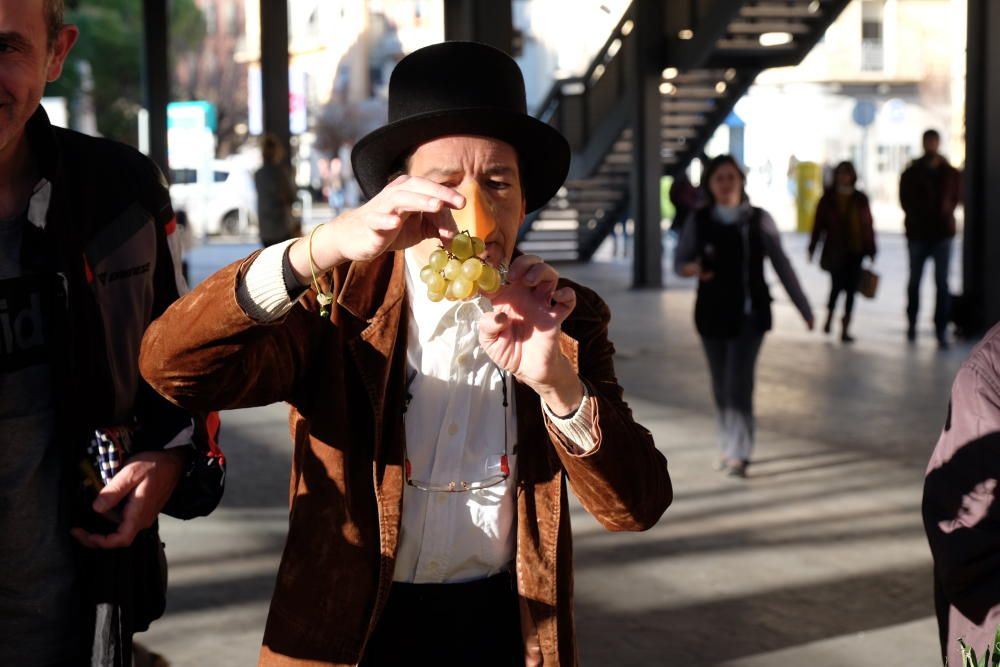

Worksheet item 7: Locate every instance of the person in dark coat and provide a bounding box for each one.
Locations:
[674,155,814,478]
[900,129,961,349]
[254,133,298,248]
[808,161,877,343]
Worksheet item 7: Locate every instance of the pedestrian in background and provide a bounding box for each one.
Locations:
[808,161,877,343]
[675,155,814,477]
[254,133,298,247]
[900,129,961,349]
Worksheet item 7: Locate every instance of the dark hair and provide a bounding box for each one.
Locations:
[45,0,64,47]
[923,129,941,143]
[702,154,747,206]
[830,160,857,190]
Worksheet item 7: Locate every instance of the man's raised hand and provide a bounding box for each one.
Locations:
[290,175,465,280]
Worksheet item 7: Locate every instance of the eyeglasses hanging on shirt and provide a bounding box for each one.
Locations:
[402,364,510,493]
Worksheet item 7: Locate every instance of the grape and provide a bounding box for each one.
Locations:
[451,276,474,299]
[450,233,474,260]
[477,264,500,292]
[461,258,484,281]
[426,272,446,293]
[443,258,463,280]
[428,249,448,271]
[420,234,495,302]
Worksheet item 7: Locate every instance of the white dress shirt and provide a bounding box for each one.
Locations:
[236,241,596,584]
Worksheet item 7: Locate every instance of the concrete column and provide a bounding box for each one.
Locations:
[259,0,291,165]
[142,0,169,174]
[963,0,1000,330]
[443,0,513,54]
[628,0,664,288]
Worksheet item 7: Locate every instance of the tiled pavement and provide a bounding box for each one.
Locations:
[140,233,967,665]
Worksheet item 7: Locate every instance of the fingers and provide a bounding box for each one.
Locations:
[550,286,577,322]
[384,175,465,209]
[507,254,543,282]
[93,466,139,514]
[75,481,151,550]
[381,190,451,218]
[478,311,510,340]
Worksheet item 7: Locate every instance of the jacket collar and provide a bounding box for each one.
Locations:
[338,251,407,326]
[26,105,60,184]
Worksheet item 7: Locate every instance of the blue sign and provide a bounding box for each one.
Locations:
[167,101,217,132]
[852,100,877,128]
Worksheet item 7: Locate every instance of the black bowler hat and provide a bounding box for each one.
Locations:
[351,41,571,213]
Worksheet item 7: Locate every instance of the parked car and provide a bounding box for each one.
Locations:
[169,159,258,238]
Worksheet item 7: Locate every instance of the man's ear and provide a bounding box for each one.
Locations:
[46,25,80,83]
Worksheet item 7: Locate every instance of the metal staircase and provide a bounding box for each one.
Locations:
[518,0,852,262]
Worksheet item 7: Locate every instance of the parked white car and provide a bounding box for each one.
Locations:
[169,159,259,238]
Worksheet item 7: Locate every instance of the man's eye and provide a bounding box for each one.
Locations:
[488,180,510,190]
[0,44,14,55]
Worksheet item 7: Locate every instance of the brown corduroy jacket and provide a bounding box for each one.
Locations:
[139,250,672,666]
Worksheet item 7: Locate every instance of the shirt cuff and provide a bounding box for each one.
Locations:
[541,384,596,454]
[236,239,300,322]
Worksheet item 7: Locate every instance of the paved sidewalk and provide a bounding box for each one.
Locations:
[141,233,965,665]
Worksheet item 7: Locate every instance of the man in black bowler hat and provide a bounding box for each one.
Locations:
[141,41,673,666]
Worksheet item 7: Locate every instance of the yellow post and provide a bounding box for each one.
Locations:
[795,161,823,233]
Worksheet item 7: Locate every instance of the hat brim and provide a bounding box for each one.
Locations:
[351,108,570,213]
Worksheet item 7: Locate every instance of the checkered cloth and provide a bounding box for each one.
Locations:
[86,427,133,486]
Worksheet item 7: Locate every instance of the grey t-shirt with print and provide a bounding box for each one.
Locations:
[0,213,83,664]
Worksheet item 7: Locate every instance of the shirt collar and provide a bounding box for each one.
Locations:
[404,249,492,343]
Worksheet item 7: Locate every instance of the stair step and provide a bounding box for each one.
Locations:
[717,36,797,51]
[662,113,708,126]
[740,2,824,20]
[668,85,730,99]
[524,230,579,241]
[661,99,717,113]
[662,127,699,140]
[536,209,581,220]
[533,219,579,231]
[519,239,580,252]
[727,20,811,36]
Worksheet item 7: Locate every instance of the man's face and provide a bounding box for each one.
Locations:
[409,135,526,266]
[924,135,941,157]
[0,0,76,156]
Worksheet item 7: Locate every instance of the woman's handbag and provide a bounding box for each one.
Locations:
[859,263,880,299]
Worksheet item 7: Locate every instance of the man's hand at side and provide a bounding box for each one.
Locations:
[71,449,187,550]
[478,255,583,416]
[287,175,465,283]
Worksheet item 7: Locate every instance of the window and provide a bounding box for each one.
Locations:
[170,168,198,185]
[861,0,884,72]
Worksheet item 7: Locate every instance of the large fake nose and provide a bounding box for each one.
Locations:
[451,181,497,240]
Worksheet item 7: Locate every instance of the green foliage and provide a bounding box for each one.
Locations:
[44,0,205,145]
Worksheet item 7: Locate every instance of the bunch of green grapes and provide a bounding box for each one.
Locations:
[419,231,502,302]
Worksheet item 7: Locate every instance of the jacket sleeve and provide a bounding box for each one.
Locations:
[899,166,915,235]
[140,253,323,412]
[760,211,814,324]
[128,157,200,453]
[923,360,1000,624]
[673,212,700,275]
[545,287,672,531]
[860,194,877,257]
[808,196,828,256]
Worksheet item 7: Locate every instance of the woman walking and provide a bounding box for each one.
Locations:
[675,155,814,477]
[808,161,877,343]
